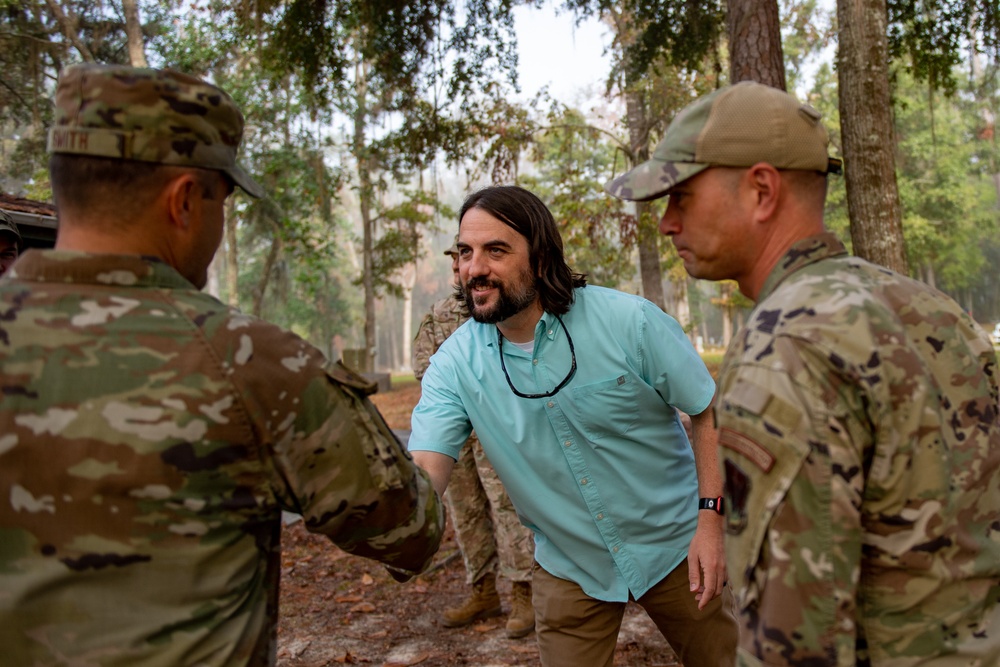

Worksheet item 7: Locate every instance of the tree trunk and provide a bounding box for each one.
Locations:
[726,0,787,89]
[400,264,415,372]
[836,0,909,274]
[252,235,280,318]
[624,90,667,311]
[355,51,376,373]
[122,0,148,67]
[225,193,239,308]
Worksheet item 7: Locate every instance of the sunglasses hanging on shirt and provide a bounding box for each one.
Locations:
[498,314,577,399]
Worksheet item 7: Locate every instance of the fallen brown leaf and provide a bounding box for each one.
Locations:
[335,594,364,603]
[350,602,377,613]
[510,644,538,654]
[381,652,429,666]
[361,573,375,585]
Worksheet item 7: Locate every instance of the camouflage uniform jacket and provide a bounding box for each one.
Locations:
[413,294,466,381]
[716,233,1000,666]
[0,251,443,667]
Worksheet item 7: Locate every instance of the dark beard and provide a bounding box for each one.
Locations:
[463,275,538,324]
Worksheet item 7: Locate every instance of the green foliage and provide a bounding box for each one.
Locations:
[887,0,1000,93]
[561,0,724,85]
[893,68,998,293]
[780,0,836,93]
[520,105,636,287]
[806,51,999,319]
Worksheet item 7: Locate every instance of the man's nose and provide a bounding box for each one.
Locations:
[464,249,488,277]
[659,204,680,236]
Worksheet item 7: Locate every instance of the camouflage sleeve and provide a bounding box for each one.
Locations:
[717,336,866,666]
[412,310,438,382]
[229,319,444,577]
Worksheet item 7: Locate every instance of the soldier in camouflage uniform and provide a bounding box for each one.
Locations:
[412,241,535,639]
[0,209,21,275]
[608,80,1000,666]
[0,63,444,667]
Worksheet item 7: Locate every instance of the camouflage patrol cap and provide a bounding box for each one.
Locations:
[47,63,264,198]
[0,210,21,249]
[606,81,842,202]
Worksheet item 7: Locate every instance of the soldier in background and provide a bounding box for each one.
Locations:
[608,80,1000,666]
[412,240,535,639]
[0,210,21,275]
[0,63,443,667]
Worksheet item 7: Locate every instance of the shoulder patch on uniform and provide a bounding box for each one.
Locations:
[720,427,775,473]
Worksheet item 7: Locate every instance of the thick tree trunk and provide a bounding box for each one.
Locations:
[726,0,787,89]
[122,0,148,67]
[836,0,909,274]
[624,90,666,311]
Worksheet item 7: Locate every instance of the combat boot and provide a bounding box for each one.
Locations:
[442,572,502,628]
[505,581,535,639]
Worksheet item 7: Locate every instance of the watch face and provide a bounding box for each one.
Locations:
[699,497,724,515]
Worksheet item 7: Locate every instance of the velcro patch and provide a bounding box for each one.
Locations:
[327,360,378,395]
[720,427,775,473]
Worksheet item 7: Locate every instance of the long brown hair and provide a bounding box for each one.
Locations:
[459,186,587,316]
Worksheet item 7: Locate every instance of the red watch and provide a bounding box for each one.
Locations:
[698,496,724,515]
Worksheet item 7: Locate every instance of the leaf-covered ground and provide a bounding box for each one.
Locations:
[275,381,681,667]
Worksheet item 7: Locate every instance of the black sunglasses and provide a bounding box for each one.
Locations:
[498,314,577,399]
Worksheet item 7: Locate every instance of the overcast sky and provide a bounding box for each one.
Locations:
[513,5,611,104]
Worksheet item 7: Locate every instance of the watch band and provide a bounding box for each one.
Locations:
[698,496,724,515]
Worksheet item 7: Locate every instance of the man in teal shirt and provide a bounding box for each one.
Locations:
[409,185,737,667]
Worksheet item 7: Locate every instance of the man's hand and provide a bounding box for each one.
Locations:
[686,512,727,609]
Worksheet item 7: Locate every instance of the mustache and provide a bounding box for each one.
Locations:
[464,277,501,291]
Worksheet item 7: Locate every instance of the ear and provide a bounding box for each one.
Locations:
[163,172,200,231]
[746,163,782,222]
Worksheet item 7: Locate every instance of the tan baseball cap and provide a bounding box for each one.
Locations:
[47,63,264,198]
[606,81,842,202]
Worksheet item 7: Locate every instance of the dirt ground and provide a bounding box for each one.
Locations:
[275,381,681,667]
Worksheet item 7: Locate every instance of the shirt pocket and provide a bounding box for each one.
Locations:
[570,372,640,441]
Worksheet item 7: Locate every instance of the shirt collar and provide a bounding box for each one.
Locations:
[482,310,558,349]
[757,232,848,302]
[9,249,197,290]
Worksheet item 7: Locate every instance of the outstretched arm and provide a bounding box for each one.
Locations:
[412,450,456,499]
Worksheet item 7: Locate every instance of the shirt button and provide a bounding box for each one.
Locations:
[547,401,554,408]
[532,359,538,365]
[581,478,588,485]
[613,546,619,553]
[597,513,604,520]
[547,330,553,336]
[564,440,571,447]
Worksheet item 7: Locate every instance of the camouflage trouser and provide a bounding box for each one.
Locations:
[445,433,534,585]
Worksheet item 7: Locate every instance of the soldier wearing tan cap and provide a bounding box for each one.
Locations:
[0,210,21,275]
[608,81,1000,666]
[0,64,443,666]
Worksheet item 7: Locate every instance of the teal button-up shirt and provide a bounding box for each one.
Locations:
[409,285,715,601]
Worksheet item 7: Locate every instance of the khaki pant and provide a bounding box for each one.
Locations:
[532,559,738,667]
